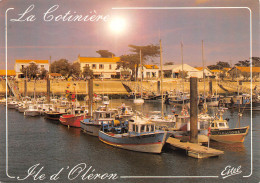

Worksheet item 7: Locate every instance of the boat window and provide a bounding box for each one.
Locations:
[148,125,151,132]
[133,124,136,132]
[218,123,225,127]
[136,125,139,133]
[151,125,155,131]
[106,113,110,118]
[141,125,145,132]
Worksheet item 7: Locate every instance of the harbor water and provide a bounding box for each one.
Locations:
[0,99,259,182]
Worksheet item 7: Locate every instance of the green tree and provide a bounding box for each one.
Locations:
[50,59,70,76]
[96,50,115,58]
[20,63,39,79]
[39,68,48,79]
[235,60,250,67]
[117,44,160,79]
[69,62,81,78]
[208,61,230,70]
[82,65,93,78]
[252,57,260,66]
[164,62,174,65]
[118,54,139,79]
[128,44,160,61]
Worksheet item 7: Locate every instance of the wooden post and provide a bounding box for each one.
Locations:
[157,81,160,95]
[88,79,93,116]
[47,75,50,103]
[24,78,27,97]
[190,77,198,143]
[209,80,212,95]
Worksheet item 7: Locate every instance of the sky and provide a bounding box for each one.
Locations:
[0,0,259,70]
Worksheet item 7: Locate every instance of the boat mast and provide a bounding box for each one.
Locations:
[140,49,143,99]
[181,42,184,106]
[160,39,164,117]
[202,40,206,105]
[135,64,137,100]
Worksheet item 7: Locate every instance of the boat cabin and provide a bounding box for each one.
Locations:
[94,110,116,121]
[128,121,156,134]
[210,120,229,129]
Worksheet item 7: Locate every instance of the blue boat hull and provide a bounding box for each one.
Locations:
[99,131,171,153]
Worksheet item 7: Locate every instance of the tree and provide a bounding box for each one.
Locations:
[69,62,81,78]
[235,60,250,67]
[117,44,160,79]
[208,61,230,70]
[118,54,139,79]
[20,63,39,79]
[96,50,115,58]
[252,57,260,66]
[50,59,70,77]
[128,44,160,61]
[39,68,48,79]
[82,65,93,78]
[164,62,174,65]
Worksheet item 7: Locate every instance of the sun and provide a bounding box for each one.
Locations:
[109,17,127,34]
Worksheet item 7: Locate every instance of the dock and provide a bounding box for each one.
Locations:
[166,137,224,159]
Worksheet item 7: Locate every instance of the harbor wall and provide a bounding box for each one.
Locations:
[0,79,258,97]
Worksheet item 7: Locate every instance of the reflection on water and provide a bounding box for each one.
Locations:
[210,141,246,153]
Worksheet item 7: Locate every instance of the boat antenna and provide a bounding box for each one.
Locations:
[160,39,164,117]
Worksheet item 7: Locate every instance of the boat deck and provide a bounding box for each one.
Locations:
[166,137,224,159]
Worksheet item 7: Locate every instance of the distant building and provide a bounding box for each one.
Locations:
[137,65,159,79]
[210,69,222,79]
[0,70,16,77]
[195,67,214,78]
[162,64,203,78]
[75,55,130,79]
[228,66,260,80]
[14,60,49,78]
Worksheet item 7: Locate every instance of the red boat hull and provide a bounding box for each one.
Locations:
[59,114,84,128]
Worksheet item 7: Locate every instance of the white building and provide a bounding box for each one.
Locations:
[137,65,159,79]
[14,60,49,78]
[195,67,214,78]
[162,64,203,78]
[75,55,125,79]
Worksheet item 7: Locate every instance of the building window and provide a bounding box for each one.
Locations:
[21,65,24,69]
[41,65,44,68]
[92,64,96,69]
[109,64,112,70]
[99,64,104,69]
[85,64,89,68]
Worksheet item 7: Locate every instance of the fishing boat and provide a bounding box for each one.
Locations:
[60,108,87,128]
[8,100,18,109]
[149,111,176,130]
[45,106,68,121]
[98,117,172,153]
[81,106,117,136]
[209,112,249,143]
[24,104,41,117]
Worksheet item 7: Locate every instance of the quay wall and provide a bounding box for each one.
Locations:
[0,79,258,97]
